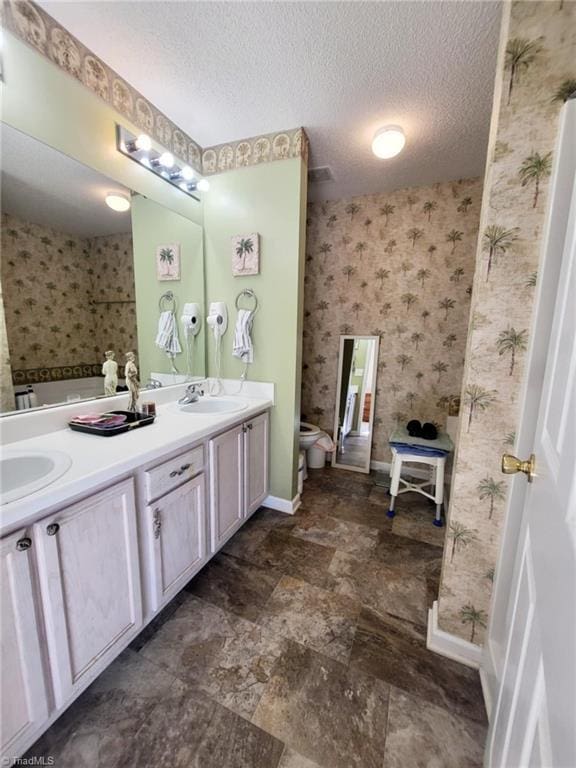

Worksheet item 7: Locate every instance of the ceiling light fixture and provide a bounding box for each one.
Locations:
[372,125,406,159]
[105,192,131,212]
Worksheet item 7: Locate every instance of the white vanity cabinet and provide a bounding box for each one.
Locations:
[145,473,207,611]
[209,412,269,552]
[244,412,270,516]
[0,529,49,760]
[32,479,142,707]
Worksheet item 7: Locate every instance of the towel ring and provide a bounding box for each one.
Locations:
[235,288,258,313]
[159,290,176,312]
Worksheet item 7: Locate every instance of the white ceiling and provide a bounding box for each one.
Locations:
[1,123,131,237]
[40,0,502,201]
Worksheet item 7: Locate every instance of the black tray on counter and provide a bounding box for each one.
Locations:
[68,410,155,437]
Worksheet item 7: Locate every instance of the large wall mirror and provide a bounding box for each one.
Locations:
[332,335,379,473]
[0,123,205,415]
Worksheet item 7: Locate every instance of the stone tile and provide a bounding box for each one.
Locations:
[391,503,447,547]
[248,506,299,532]
[258,576,360,663]
[305,467,374,497]
[301,491,393,531]
[25,649,176,767]
[253,642,390,768]
[222,522,271,561]
[278,747,323,768]
[350,608,487,724]
[291,513,379,557]
[119,679,284,768]
[129,590,189,652]
[384,686,486,768]
[372,530,443,576]
[243,529,336,589]
[139,595,287,719]
[329,550,429,626]
[185,551,282,621]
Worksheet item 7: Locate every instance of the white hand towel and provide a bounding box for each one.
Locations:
[233,309,254,363]
[155,311,182,357]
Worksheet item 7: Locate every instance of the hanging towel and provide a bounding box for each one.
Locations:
[155,310,182,357]
[233,309,254,363]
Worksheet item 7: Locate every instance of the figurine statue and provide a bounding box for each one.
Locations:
[125,351,140,412]
[102,350,118,396]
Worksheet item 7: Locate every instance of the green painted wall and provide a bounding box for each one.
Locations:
[2,33,203,226]
[203,159,307,502]
[131,196,205,382]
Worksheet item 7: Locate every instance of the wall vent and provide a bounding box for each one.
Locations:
[308,166,334,184]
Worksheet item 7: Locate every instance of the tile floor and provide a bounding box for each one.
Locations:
[26,468,487,767]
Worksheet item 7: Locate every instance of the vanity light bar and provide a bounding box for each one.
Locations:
[115,124,204,201]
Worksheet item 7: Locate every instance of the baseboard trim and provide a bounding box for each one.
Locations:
[263,493,301,515]
[479,666,493,720]
[427,601,482,669]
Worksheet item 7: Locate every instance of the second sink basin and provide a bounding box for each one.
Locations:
[0,449,72,505]
[179,397,248,415]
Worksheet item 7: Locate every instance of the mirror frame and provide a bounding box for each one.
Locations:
[332,334,380,474]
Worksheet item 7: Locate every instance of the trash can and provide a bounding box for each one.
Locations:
[307,445,327,469]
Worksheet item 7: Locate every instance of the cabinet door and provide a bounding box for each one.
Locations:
[244,412,270,517]
[209,424,244,552]
[1,530,49,759]
[147,474,206,611]
[33,479,142,707]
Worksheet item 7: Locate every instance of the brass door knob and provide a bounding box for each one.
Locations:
[501,453,536,482]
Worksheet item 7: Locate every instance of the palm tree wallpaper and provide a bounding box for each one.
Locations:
[1,212,138,385]
[302,176,482,467]
[437,0,575,646]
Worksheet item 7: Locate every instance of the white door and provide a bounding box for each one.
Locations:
[33,479,143,707]
[486,102,576,767]
[209,424,244,552]
[147,473,207,611]
[0,530,49,759]
[244,412,269,517]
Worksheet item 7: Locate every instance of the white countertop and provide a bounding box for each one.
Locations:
[0,390,272,537]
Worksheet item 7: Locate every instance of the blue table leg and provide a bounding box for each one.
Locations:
[433,503,444,527]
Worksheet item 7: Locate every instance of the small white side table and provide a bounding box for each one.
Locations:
[387,447,447,527]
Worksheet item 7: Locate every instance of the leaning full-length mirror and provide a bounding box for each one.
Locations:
[332,335,379,473]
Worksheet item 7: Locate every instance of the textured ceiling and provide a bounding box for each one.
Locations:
[1,124,131,237]
[39,1,502,201]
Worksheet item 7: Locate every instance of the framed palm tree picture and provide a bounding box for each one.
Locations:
[156,243,181,281]
[232,233,259,276]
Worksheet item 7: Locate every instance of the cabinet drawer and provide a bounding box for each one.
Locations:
[145,446,204,501]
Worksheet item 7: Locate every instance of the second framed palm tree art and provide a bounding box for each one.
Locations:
[232,233,260,276]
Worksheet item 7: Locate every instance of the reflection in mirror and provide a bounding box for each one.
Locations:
[0,123,137,414]
[332,335,379,473]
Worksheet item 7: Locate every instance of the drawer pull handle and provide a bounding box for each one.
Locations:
[47,523,60,536]
[180,463,191,471]
[153,508,162,539]
[16,537,32,551]
[169,470,179,478]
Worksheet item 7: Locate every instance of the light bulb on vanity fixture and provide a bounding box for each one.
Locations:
[197,179,210,192]
[159,152,174,168]
[105,192,131,212]
[372,125,406,159]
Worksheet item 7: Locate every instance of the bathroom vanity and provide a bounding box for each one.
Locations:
[0,388,271,760]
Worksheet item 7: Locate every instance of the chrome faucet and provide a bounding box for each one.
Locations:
[178,382,205,405]
[146,377,163,390]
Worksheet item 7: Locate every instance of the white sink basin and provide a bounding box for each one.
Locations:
[0,449,72,505]
[179,397,248,415]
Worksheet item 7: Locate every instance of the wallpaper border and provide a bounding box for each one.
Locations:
[2,1,309,176]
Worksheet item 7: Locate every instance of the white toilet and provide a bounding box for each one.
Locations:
[299,422,321,450]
